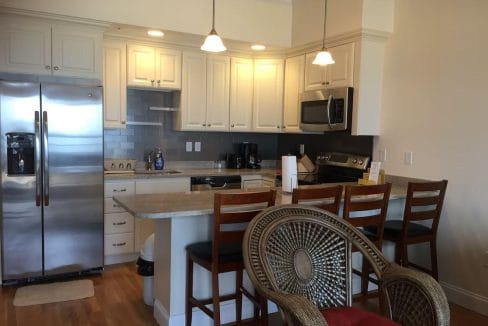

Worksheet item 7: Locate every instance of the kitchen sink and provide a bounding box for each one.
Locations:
[136,169,182,175]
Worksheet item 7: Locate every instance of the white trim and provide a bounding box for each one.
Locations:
[104,253,138,265]
[440,281,488,317]
[153,298,278,326]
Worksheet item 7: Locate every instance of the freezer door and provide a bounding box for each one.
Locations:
[41,84,103,275]
[0,81,43,281]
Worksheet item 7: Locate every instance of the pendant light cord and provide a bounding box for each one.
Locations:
[212,0,216,30]
[322,0,327,49]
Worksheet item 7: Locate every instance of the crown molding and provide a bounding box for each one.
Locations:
[0,6,110,28]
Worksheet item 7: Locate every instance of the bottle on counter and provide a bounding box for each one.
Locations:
[154,148,164,170]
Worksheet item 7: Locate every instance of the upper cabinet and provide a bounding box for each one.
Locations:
[176,52,230,131]
[252,59,284,133]
[0,15,103,79]
[127,43,181,90]
[229,57,253,132]
[103,39,127,128]
[304,43,354,91]
[283,55,305,133]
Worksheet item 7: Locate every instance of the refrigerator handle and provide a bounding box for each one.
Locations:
[42,111,49,206]
[35,111,41,206]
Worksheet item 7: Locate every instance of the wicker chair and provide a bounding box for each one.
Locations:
[243,205,450,326]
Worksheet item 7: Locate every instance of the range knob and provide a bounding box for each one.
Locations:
[358,160,364,165]
[352,159,358,164]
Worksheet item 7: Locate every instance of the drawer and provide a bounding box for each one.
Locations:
[104,197,126,213]
[104,181,135,198]
[104,212,134,234]
[105,233,134,255]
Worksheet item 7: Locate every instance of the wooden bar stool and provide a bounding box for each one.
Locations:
[380,180,447,280]
[185,189,276,326]
[343,183,392,296]
[291,185,343,214]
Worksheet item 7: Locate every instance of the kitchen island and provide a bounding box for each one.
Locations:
[114,182,411,326]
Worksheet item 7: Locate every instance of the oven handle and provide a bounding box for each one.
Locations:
[326,94,335,129]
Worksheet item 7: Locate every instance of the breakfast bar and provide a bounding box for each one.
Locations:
[114,182,411,326]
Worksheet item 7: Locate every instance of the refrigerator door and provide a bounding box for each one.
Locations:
[0,81,43,281]
[41,84,103,275]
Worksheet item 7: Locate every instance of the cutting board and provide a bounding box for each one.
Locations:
[298,154,315,172]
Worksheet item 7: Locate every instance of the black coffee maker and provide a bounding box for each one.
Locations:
[239,142,260,169]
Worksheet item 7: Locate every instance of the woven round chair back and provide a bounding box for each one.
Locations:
[243,205,389,309]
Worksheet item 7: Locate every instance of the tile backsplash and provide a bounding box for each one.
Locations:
[104,89,373,162]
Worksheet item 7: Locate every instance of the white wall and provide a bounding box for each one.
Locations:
[0,0,293,47]
[375,0,488,314]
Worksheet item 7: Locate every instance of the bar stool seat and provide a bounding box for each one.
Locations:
[186,241,242,264]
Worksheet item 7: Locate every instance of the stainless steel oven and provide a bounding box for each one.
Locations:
[300,87,353,132]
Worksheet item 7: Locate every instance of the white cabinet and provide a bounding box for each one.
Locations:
[283,55,305,133]
[103,39,127,128]
[0,15,102,79]
[304,43,354,91]
[127,43,181,90]
[252,59,284,133]
[177,52,230,131]
[229,57,254,132]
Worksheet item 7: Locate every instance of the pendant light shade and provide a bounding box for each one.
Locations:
[201,0,226,52]
[313,0,334,66]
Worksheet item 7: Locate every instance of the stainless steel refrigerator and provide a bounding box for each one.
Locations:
[0,81,103,283]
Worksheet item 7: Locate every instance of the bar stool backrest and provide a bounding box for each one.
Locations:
[292,185,343,215]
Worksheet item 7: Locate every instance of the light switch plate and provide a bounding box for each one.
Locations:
[195,142,201,152]
[186,142,192,152]
[404,151,413,165]
[379,149,387,162]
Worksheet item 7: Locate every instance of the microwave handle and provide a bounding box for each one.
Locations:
[326,94,335,129]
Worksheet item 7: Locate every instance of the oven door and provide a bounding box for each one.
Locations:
[317,165,365,183]
[299,88,351,132]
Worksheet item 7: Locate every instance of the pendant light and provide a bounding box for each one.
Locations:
[313,0,335,66]
[201,0,226,52]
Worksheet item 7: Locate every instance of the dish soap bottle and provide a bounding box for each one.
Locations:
[154,148,164,170]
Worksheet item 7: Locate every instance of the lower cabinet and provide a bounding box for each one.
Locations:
[241,175,276,189]
[104,177,190,265]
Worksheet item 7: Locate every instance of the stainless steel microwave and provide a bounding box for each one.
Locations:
[299,87,353,132]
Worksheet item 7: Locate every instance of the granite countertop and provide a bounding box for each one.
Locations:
[104,167,278,180]
[113,182,408,220]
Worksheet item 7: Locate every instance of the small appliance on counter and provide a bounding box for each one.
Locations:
[226,153,242,169]
[239,142,261,169]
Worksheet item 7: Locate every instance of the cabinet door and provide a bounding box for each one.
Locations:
[51,24,102,79]
[155,47,182,89]
[0,16,52,75]
[206,55,230,131]
[283,55,305,133]
[229,57,253,132]
[178,51,207,130]
[252,59,284,133]
[127,44,156,88]
[103,39,127,128]
[304,52,327,91]
[326,43,354,88]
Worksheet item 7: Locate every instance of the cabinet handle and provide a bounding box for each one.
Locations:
[276,126,280,129]
[113,188,127,192]
[121,121,126,124]
[321,82,326,85]
[53,66,59,71]
[113,221,127,226]
[112,204,121,208]
[207,124,211,127]
[113,242,127,247]
[45,65,51,70]
[231,124,235,128]
[282,126,286,129]
[202,123,206,127]
[157,80,161,84]
[326,81,330,85]
[151,80,155,85]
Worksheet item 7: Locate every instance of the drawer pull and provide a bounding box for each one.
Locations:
[113,221,127,226]
[113,188,127,192]
[112,204,121,208]
[113,242,127,247]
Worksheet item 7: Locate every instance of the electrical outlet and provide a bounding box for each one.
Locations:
[379,148,387,162]
[404,151,413,165]
[185,141,192,152]
[299,144,305,155]
[195,142,201,152]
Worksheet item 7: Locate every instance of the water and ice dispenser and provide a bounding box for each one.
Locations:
[6,133,35,175]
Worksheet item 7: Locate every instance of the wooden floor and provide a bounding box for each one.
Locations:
[1,263,487,326]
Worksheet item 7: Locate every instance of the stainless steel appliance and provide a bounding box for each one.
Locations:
[190,175,242,191]
[300,87,353,132]
[0,81,104,283]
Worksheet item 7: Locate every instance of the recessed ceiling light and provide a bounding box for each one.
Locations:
[147,30,164,37]
[251,44,266,51]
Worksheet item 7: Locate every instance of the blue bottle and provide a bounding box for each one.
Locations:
[154,148,164,170]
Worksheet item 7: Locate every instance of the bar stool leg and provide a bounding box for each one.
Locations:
[259,292,268,325]
[430,240,439,280]
[212,270,221,326]
[185,253,194,326]
[236,269,243,323]
[402,243,409,268]
[394,241,403,265]
[360,258,370,296]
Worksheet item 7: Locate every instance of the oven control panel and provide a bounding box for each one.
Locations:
[316,152,370,170]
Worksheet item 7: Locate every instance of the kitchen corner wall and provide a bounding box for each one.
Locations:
[104,89,373,162]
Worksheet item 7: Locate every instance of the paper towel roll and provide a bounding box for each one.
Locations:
[282,155,297,193]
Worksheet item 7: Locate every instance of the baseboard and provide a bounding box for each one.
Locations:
[440,281,488,317]
[104,253,138,265]
[153,298,278,326]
